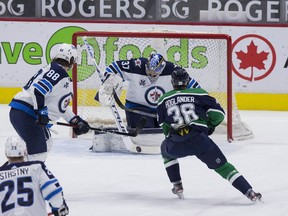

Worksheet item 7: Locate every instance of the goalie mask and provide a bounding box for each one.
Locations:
[5,137,27,158]
[145,53,166,83]
[52,43,78,67]
[171,67,190,89]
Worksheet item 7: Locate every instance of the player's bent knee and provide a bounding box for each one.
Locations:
[214,162,237,179]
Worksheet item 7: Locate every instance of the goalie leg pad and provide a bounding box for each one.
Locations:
[92,132,128,152]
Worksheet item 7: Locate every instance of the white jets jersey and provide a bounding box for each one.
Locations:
[0,161,64,216]
[105,58,200,109]
[125,73,173,108]
[9,62,75,122]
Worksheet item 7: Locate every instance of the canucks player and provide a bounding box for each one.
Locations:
[0,137,69,216]
[8,43,90,162]
[157,67,262,202]
[96,53,200,128]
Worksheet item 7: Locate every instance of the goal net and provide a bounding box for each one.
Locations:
[72,30,253,142]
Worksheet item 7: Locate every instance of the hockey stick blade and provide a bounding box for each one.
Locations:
[113,91,157,118]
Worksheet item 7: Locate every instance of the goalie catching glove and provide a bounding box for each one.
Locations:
[69,116,90,135]
[95,73,123,106]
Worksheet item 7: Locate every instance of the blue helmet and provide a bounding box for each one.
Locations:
[145,53,166,82]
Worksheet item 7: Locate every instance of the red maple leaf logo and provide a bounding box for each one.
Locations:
[235,41,269,81]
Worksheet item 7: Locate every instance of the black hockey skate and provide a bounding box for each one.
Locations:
[246,189,262,202]
[172,182,184,199]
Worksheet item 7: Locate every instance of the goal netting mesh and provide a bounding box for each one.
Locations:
[72,30,253,141]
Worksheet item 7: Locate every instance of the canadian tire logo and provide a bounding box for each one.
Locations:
[232,34,276,81]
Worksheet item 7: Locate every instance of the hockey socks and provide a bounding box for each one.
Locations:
[163,158,181,183]
[215,162,252,195]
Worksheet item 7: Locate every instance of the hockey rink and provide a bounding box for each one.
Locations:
[0,104,287,216]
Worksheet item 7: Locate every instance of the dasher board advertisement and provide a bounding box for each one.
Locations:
[0,21,287,110]
[0,0,287,23]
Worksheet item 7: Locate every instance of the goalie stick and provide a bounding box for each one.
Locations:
[51,117,147,137]
[113,90,157,118]
[82,38,160,154]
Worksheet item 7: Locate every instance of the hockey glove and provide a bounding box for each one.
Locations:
[97,73,123,106]
[69,116,90,135]
[51,199,69,216]
[35,106,50,126]
[208,127,215,136]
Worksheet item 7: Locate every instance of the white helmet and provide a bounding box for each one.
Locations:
[5,137,27,158]
[53,43,78,64]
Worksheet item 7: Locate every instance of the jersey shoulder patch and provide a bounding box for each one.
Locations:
[128,58,147,75]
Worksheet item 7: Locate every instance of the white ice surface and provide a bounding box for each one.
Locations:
[0,105,288,216]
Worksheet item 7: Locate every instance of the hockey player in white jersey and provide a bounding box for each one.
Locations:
[0,137,69,216]
[96,53,201,128]
[8,43,90,162]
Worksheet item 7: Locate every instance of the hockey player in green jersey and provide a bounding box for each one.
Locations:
[157,67,262,202]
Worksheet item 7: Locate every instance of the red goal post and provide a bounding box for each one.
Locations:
[72,30,253,141]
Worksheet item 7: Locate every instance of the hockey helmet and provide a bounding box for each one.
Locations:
[52,43,78,65]
[145,53,166,82]
[171,67,190,89]
[5,137,27,158]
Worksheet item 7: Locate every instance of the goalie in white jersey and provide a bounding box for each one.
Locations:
[0,137,69,216]
[96,53,201,128]
[8,43,90,162]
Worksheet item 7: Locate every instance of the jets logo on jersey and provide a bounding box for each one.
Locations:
[59,93,73,113]
[134,59,142,68]
[145,86,165,106]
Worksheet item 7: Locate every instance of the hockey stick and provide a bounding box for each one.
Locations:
[113,90,157,118]
[82,39,160,154]
[51,117,147,137]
